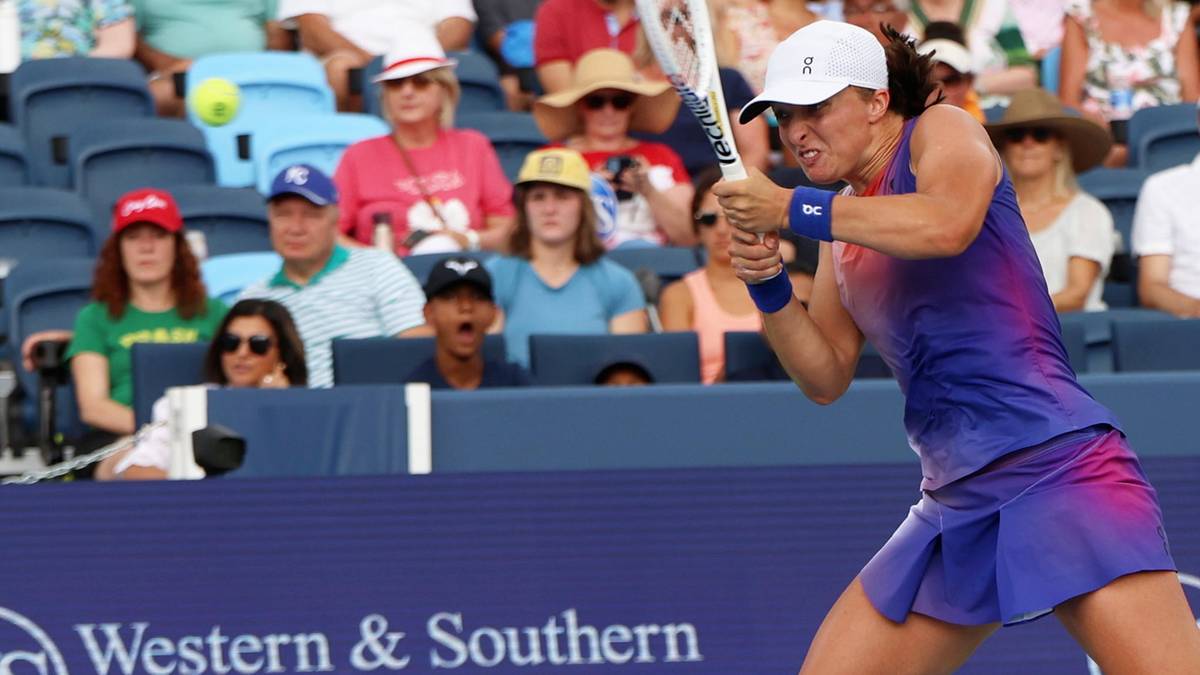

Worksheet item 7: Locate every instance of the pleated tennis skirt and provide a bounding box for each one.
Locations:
[860,425,1176,626]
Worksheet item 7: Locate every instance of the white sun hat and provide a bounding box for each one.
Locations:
[918,39,975,75]
[373,24,458,83]
[740,20,889,124]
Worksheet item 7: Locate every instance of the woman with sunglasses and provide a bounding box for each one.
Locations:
[334,25,516,256]
[988,88,1116,312]
[533,48,694,249]
[659,167,761,384]
[715,22,1199,671]
[108,299,307,480]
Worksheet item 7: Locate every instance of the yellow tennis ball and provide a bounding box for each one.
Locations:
[190,78,241,126]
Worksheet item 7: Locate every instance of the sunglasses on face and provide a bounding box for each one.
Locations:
[935,72,966,87]
[694,211,723,227]
[1005,127,1056,144]
[218,333,273,355]
[583,93,635,111]
[389,74,434,91]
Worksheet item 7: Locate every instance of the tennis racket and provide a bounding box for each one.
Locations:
[636,0,747,182]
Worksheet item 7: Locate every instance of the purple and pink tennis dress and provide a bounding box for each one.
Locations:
[834,117,1176,626]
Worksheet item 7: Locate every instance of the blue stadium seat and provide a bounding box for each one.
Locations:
[607,247,701,283]
[402,252,496,285]
[1112,316,1200,372]
[1077,167,1150,248]
[456,111,548,182]
[529,332,701,385]
[131,342,209,427]
[448,50,506,113]
[0,188,103,267]
[362,56,385,118]
[9,58,153,188]
[186,52,336,187]
[70,118,214,219]
[1127,103,1200,172]
[0,124,30,186]
[172,186,272,256]
[252,113,388,194]
[332,336,508,385]
[723,331,780,381]
[201,252,282,305]
[3,257,95,436]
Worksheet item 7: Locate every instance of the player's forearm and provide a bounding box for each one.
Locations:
[761,300,856,405]
[829,193,982,260]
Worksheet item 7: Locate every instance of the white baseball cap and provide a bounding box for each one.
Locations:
[740,21,889,124]
[917,39,974,75]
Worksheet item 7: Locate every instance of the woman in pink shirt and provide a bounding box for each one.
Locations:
[334,28,516,256]
[659,168,760,383]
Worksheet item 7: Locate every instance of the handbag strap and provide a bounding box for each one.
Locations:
[393,137,451,231]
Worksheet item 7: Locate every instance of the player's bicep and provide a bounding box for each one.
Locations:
[911,108,997,246]
[806,244,864,375]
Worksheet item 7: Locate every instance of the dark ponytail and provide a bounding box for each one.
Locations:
[880,24,943,119]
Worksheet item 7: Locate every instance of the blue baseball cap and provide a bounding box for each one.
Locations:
[268,164,338,206]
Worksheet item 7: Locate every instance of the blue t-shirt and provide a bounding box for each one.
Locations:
[405,358,532,390]
[487,256,646,367]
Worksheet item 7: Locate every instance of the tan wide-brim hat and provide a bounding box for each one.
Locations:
[985,88,1112,174]
[533,49,681,141]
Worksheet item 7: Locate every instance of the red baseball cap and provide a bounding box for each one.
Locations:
[112,188,183,234]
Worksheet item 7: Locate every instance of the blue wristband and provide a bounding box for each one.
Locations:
[788,186,835,242]
[746,270,793,314]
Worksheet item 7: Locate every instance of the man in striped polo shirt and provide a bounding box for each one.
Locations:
[240,164,428,387]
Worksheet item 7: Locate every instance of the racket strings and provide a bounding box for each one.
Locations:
[656,1,704,88]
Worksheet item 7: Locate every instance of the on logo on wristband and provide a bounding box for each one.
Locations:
[802,203,823,216]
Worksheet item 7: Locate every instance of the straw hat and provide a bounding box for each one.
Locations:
[985,88,1112,174]
[373,24,457,83]
[533,49,680,141]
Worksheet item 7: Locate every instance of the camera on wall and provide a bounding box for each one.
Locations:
[605,155,637,201]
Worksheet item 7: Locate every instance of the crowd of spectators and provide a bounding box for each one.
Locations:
[8,0,1200,474]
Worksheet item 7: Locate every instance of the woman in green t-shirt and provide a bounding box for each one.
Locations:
[25,189,227,443]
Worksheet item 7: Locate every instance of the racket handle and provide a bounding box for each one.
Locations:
[715,158,763,241]
[718,158,747,182]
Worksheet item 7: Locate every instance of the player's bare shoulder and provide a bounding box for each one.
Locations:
[910,104,996,167]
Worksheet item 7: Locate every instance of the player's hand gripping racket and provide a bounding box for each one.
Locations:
[636,0,746,182]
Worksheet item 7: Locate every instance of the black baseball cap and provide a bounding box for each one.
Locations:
[423,256,493,301]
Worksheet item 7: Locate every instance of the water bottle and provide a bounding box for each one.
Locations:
[1108,67,1135,121]
[373,212,394,255]
[0,0,19,74]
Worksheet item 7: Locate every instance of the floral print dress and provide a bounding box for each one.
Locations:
[1066,0,1191,121]
[19,0,133,59]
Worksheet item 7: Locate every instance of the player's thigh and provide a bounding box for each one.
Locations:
[1055,570,1200,675]
[799,577,998,675]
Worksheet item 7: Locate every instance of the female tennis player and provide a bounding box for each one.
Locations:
[713,20,1200,674]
